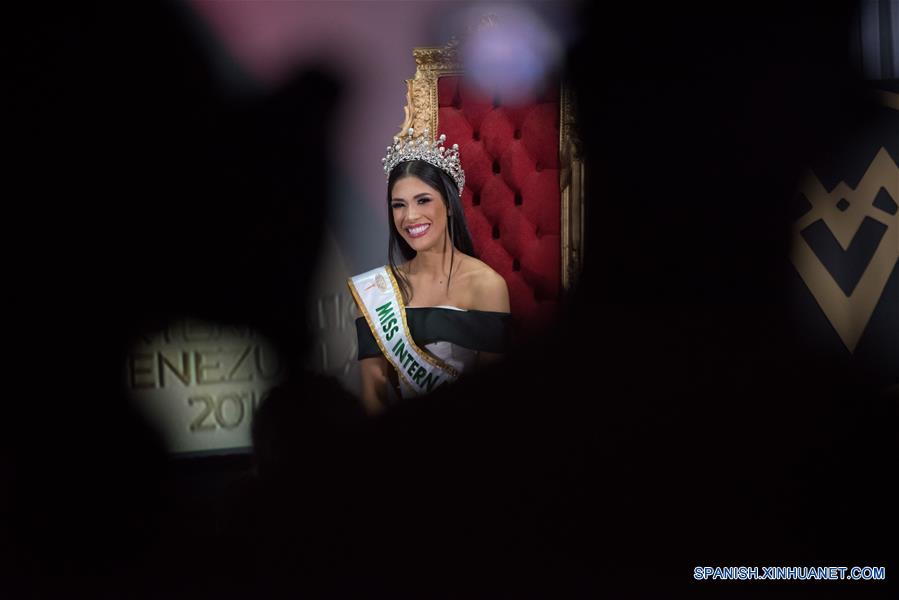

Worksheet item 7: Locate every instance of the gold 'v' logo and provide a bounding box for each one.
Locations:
[790,147,898,352]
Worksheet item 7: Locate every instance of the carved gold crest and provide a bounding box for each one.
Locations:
[790,147,898,352]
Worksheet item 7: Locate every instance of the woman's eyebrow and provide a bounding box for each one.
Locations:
[391,193,431,202]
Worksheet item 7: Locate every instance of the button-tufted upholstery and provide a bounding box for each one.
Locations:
[438,76,561,332]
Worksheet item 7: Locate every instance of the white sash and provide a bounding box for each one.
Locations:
[347,266,459,397]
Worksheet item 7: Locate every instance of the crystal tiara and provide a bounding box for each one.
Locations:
[382,128,465,196]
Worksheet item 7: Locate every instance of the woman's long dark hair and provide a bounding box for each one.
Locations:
[387,160,476,305]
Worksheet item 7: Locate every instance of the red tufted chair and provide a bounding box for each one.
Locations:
[398,42,583,337]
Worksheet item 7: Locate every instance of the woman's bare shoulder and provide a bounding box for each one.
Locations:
[463,257,510,313]
[455,254,491,277]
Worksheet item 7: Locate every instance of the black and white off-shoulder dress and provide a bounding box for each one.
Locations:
[355,305,510,398]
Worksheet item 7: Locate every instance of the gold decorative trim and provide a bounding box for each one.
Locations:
[560,81,584,291]
[346,277,415,391]
[397,39,464,141]
[790,147,898,352]
[398,38,585,296]
[384,265,460,377]
[873,89,899,111]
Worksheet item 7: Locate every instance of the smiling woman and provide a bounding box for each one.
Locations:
[347,129,511,414]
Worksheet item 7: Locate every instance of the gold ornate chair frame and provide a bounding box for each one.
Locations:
[396,42,585,291]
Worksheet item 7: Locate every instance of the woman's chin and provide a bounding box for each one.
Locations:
[406,236,435,252]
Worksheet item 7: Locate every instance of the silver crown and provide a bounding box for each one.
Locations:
[382,128,465,196]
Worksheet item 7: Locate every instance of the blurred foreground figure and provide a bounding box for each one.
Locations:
[8,1,895,599]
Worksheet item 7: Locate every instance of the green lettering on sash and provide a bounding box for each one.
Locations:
[393,339,407,364]
[383,317,396,333]
[375,302,393,324]
[407,359,420,378]
[369,289,454,394]
[423,372,441,392]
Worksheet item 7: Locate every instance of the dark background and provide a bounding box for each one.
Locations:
[7,1,897,598]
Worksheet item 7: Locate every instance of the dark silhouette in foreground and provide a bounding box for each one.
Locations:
[8,2,896,599]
